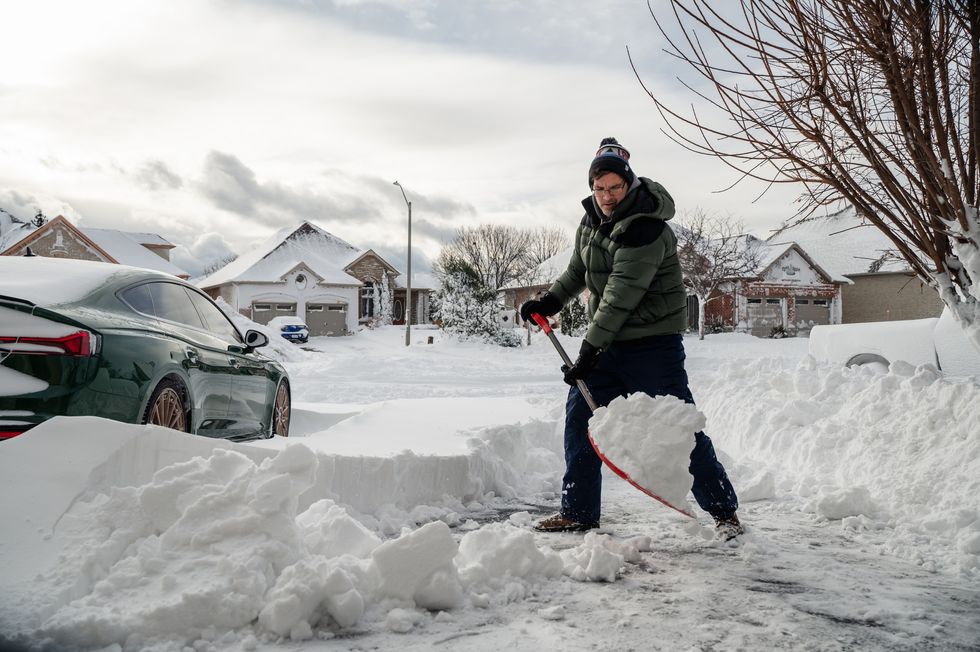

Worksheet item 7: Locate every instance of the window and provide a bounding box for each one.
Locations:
[121,284,154,315]
[747,298,762,304]
[766,299,781,305]
[145,282,206,329]
[393,299,404,321]
[361,282,375,317]
[276,304,294,312]
[307,304,323,312]
[254,304,272,312]
[328,305,345,311]
[295,273,307,290]
[796,299,809,305]
[185,290,242,343]
[813,299,828,306]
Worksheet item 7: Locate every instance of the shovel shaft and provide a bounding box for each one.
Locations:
[531,313,598,412]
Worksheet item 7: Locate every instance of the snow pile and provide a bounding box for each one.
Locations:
[6,434,627,649]
[699,355,980,576]
[589,392,700,511]
[560,532,653,582]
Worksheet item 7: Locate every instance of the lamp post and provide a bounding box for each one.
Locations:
[393,180,412,346]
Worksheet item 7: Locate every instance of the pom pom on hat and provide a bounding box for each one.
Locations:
[588,137,635,188]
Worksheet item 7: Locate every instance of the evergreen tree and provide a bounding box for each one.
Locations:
[559,295,589,336]
[434,256,520,346]
[375,273,393,326]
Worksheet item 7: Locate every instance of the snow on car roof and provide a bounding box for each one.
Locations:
[0,256,161,306]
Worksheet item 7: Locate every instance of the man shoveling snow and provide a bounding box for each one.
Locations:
[520,136,743,539]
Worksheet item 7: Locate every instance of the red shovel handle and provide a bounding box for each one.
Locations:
[530,312,553,334]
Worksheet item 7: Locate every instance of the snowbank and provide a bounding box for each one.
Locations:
[0,421,636,650]
[699,355,980,576]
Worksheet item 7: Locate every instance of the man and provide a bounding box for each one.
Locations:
[520,137,743,539]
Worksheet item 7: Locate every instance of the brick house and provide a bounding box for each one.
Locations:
[0,214,189,278]
[196,221,430,337]
[701,242,847,337]
[767,208,943,323]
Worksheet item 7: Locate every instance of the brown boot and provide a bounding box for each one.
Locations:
[534,514,599,532]
[714,513,745,541]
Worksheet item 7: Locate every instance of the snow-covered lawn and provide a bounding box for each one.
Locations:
[1,327,978,651]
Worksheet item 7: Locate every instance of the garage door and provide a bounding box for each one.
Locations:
[251,302,295,326]
[794,297,830,336]
[306,303,347,336]
[747,298,782,337]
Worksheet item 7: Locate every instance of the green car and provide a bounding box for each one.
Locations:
[0,257,290,441]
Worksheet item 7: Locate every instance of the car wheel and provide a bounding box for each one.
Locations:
[271,378,290,437]
[142,377,190,432]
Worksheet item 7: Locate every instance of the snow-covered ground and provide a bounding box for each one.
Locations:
[1,326,979,651]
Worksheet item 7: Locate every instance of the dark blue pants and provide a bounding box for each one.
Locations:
[560,334,738,524]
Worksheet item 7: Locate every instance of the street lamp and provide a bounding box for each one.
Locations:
[393,180,412,347]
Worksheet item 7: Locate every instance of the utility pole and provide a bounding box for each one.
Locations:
[393,181,412,346]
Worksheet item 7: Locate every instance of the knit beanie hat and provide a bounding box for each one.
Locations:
[588,137,635,189]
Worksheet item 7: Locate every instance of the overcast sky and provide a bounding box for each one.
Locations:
[0,0,804,278]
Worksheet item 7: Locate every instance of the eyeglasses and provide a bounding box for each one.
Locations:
[593,181,627,196]
[595,144,630,160]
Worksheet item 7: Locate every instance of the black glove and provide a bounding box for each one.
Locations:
[561,340,600,387]
[519,293,562,324]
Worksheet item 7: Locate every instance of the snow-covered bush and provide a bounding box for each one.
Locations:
[434,257,518,347]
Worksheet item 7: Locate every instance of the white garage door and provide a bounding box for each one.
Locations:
[747,298,782,337]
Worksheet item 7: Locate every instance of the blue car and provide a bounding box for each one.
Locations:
[268,316,310,344]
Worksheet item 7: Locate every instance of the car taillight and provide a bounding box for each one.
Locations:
[0,426,32,440]
[0,331,98,356]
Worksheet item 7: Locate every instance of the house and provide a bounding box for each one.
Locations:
[0,214,189,278]
[196,221,431,337]
[767,207,943,323]
[701,241,848,337]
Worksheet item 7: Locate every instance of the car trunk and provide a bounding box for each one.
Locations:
[0,300,102,439]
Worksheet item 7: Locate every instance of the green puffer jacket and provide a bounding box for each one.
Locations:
[548,177,688,350]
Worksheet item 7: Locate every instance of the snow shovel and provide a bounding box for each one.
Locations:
[530,313,695,518]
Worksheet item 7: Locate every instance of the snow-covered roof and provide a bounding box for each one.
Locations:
[196,221,367,289]
[767,207,912,278]
[82,228,187,278]
[754,240,850,284]
[123,231,173,248]
[0,211,32,252]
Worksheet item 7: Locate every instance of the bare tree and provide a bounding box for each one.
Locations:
[202,254,238,277]
[677,210,763,339]
[636,0,980,351]
[435,224,543,290]
[523,226,571,275]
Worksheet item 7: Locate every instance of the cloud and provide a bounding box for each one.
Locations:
[0,188,84,223]
[243,0,665,67]
[198,151,476,236]
[199,150,387,227]
[135,159,183,191]
[171,231,238,278]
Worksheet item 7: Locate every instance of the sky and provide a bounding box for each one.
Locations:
[0,0,805,277]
